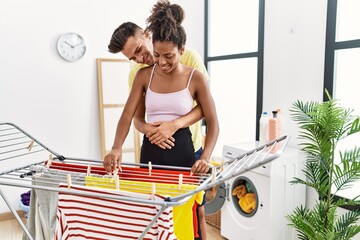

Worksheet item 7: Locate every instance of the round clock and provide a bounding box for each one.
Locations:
[57,32,86,62]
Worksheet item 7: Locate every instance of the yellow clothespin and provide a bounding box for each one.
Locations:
[27,140,35,152]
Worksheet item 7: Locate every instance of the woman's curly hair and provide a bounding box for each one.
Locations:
[146,0,186,49]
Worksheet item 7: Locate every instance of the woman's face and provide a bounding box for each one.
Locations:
[153,41,184,74]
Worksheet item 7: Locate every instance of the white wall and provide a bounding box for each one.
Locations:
[0,0,205,213]
[264,1,360,238]
[1,1,359,238]
[264,0,327,210]
[263,0,327,149]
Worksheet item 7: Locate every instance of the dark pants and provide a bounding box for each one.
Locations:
[140,127,195,167]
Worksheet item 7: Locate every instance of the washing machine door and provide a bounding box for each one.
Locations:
[204,182,226,214]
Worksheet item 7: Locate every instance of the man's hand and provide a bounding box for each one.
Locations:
[146,121,177,149]
[103,147,122,173]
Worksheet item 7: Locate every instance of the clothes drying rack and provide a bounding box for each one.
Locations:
[0,122,288,240]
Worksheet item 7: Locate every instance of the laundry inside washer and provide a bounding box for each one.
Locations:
[231,177,258,216]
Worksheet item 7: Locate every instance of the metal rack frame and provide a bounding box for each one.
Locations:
[0,122,288,240]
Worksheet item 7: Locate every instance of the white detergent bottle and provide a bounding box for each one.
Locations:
[259,111,269,144]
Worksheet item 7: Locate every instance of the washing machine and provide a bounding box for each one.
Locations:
[205,142,306,240]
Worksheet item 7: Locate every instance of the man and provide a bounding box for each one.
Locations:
[108,22,210,240]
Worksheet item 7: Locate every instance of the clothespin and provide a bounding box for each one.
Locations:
[115,175,120,191]
[148,161,152,176]
[110,168,119,183]
[86,165,91,176]
[46,155,53,168]
[151,182,156,200]
[27,140,35,152]
[67,174,72,189]
[178,174,183,190]
[211,164,216,182]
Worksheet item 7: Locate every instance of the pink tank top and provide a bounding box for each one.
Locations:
[145,64,195,123]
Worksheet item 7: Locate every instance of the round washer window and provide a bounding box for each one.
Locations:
[231,176,258,217]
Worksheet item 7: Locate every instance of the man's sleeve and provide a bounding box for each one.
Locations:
[185,49,210,82]
[128,63,148,90]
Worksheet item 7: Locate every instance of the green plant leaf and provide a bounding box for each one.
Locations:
[289,90,360,239]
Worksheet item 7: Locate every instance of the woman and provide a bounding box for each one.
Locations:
[104,0,219,175]
[104,1,219,239]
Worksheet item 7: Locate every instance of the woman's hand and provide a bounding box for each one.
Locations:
[103,147,122,173]
[191,159,210,174]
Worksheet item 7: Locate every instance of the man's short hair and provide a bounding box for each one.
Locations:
[108,22,142,53]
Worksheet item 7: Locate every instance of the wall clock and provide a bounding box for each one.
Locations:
[57,32,86,62]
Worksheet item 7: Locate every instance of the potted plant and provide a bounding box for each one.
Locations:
[287,90,360,240]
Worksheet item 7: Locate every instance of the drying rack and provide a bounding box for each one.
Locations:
[0,122,288,240]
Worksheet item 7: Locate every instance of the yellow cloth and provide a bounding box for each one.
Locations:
[239,193,257,214]
[128,48,209,152]
[85,176,204,240]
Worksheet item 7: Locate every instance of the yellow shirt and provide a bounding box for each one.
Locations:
[85,176,204,240]
[128,48,209,152]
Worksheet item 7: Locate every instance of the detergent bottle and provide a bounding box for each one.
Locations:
[268,110,279,153]
[259,112,269,144]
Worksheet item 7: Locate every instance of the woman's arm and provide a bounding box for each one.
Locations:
[190,70,219,173]
[103,70,146,172]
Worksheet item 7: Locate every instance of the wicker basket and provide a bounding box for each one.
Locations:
[205,210,221,229]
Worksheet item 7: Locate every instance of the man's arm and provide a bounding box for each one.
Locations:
[147,104,204,146]
[133,95,204,149]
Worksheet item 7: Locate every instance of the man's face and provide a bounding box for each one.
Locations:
[121,31,154,65]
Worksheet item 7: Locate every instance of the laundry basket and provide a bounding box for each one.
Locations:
[205,210,221,229]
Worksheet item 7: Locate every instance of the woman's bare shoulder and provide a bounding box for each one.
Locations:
[134,65,153,82]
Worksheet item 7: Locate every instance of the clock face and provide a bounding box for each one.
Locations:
[57,32,86,62]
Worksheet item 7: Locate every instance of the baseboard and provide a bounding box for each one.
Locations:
[0,210,25,221]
